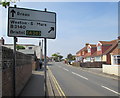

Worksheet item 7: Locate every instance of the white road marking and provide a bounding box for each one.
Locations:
[72,72,88,80]
[101,85,120,95]
[63,68,69,71]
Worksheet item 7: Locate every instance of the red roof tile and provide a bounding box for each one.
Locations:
[111,47,120,55]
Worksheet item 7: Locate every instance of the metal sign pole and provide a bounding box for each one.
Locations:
[44,38,47,97]
[13,37,17,97]
[44,8,47,97]
[13,5,17,97]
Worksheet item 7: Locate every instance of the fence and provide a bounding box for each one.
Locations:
[73,61,106,68]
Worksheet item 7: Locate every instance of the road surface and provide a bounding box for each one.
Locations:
[48,62,120,96]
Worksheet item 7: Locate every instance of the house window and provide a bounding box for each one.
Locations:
[28,47,33,49]
[114,55,120,65]
[82,51,84,55]
[95,56,101,61]
[88,48,91,53]
[97,46,101,51]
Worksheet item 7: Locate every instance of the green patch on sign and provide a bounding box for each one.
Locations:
[26,30,41,36]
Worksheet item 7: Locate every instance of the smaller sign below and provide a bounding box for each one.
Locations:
[8,7,56,39]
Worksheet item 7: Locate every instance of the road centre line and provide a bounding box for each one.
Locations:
[72,72,88,80]
[63,68,69,71]
[101,85,120,95]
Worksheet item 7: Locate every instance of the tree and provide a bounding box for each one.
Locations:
[16,45,25,50]
[0,0,19,8]
[67,53,73,60]
[52,53,63,61]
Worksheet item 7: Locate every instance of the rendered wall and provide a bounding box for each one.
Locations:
[102,64,120,76]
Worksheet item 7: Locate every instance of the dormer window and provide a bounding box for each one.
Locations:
[97,46,101,51]
[88,48,91,53]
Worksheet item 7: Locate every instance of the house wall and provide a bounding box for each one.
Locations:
[102,55,107,62]
[106,54,111,64]
[111,55,114,65]
[102,64,120,76]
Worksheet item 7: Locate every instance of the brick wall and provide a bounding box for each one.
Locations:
[1,46,32,96]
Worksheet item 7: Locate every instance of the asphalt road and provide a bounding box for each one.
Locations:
[48,62,120,96]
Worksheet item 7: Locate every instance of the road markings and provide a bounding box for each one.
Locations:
[72,72,88,80]
[101,85,120,95]
[48,67,66,97]
[63,68,69,72]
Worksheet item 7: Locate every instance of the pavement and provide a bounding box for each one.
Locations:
[20,65,63,97]
[20,68,45,96]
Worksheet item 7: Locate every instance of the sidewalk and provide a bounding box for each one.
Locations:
[20,66,60,97]
[20,68,45,96]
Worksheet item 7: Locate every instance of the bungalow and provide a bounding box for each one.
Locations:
[92,40,118,64]
[83,44,97,62]
[76,44,88,62]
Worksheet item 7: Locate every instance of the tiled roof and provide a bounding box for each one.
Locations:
[103,40,118,55]
[76,47,87,54]
[110,47,120,55]
[85,39,118,58]
[83,53,91,58]
[91,40,118,57]
[89,44,96,47]
[99,39,117,45]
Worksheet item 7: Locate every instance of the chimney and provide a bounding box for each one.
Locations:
[85,43,89,47]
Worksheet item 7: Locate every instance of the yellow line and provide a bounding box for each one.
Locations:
[49,70,62,96]
[48,67,66,97]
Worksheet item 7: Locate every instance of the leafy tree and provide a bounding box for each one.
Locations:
[16,45,25,50]
[52,53,63,61]
[0,0,19,8]
[67,53,73,60]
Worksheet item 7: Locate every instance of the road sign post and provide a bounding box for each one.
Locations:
[8,6,56,97]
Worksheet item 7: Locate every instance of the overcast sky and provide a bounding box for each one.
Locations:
[0,1,118,58]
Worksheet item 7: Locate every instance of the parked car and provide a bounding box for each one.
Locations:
[68,60,75,65]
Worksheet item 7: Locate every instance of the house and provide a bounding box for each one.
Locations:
[83,44,97,62]
[76,39,118,65]
[76,44,88,62]
[92,40,118,64]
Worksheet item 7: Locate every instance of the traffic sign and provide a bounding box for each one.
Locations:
[8,7,56,39]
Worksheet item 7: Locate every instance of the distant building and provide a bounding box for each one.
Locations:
[1,37,42,60]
